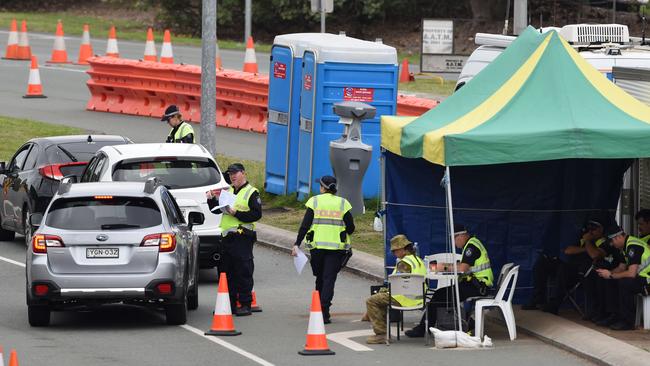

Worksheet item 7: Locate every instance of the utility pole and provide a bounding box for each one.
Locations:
[321,0,326,33]
[201,0,217,157]
[245,0,252,42]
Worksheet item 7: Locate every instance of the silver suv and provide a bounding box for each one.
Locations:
[26,178,204,326]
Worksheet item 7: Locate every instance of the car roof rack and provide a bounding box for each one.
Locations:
[144,177,161,194]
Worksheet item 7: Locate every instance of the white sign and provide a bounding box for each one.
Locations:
[311,0,334,13]
[421,55,468,73]
[422,19,454,54]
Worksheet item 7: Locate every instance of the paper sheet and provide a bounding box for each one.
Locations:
[293,247,308,274]
[210,189,236,211]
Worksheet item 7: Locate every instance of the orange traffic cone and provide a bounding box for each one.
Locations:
[399,58,413,83]
[48,20,70,63]
[8,349,18,366]
[205,272,241,336]
[215,40,222,70]
[23,56,46,99]
[143,27,157,62]
[106,26,119,58]
[250,289,262,312]
[160,29,173,64]
[0,345,4,366]
[242,36,258,73]
[17,20,31,60]
[75,24,93,65]
[298,290,335,356]
[3,19,19,59]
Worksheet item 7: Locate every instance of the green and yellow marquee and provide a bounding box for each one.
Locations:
[382,27,650,167]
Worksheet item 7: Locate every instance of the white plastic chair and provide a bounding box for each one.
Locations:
[635,294,650,330]
[474,265,520,341]
[387,273,427,344]
[425,253,462,289]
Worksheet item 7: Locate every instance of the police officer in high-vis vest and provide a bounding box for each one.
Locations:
[406,224,494,337]
[207,163,261,316]
[365,234,426,344]
[596,225,650,330]
[161,104,195,143]
[291,175,355,324]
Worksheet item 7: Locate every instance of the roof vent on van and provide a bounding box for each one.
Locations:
[560,24,629,45]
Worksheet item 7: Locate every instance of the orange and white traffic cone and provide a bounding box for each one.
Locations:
[298,290,335,356]
[3,19,19,60]
[17,20,31,60]
[242,36,258,73]
[8,349,18,366]
[75,24,93,65]
[250,289,262,312]
[143,27,157,62]
[160,29,173,64]
[105,26,119,58]
[23,56,46,99]
[48,20,70,64]
[205,272,241,336]
[215,40,222,70]
[399,58,412,83]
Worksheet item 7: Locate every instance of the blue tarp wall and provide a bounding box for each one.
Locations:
[383,150,631,302]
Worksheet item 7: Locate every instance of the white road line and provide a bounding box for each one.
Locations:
[0,255,25,267]
[41,65,88,73]
[327,329,375,352]
[180,324,275,366]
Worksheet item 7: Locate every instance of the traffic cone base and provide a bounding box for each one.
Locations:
[251,290,262,312]
[205,272,241,337]
[299,290,335,356]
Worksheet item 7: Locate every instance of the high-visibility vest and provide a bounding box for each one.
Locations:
[219,184,258,235]
[641,234,650,243]
[625,235,650,280]
[304,193,352,250]
[595,237,607,248]
[168,121,194,143]
[391,254,426,307]
[462,237,494,287]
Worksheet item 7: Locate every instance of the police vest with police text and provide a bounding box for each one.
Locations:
[304,193,352,251]
[462,237,494,287]
[391,254,426,307]
[220,184,258,235]
[168,122,194,143]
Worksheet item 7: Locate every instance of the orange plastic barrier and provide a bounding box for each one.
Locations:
[85,57,437,134]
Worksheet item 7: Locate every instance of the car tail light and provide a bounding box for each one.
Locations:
[141,233,176,252]
[32,234,64,254]
[34,284,49,296]
[156,282,173,295]
[38,162,87,181]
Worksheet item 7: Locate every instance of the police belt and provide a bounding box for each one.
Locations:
[222,224,255,237]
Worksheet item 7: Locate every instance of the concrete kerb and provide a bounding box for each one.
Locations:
[256,223,648,363]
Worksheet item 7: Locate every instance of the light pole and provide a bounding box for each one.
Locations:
[201,0,217,157]
[245,0,252,42]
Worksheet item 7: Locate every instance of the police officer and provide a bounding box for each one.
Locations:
[405,224,493,337]
[161,104,195,143]
[206,163,261,316]
[365,234,426,344]
[291,175,355,324]
[596,225,650,330]
[635,209,650,242]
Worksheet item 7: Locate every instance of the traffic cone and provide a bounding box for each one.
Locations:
[205,272,241,336]
[215,40,222,70]
[105,26,119,58]
[3,19,18,59]
[8,349,17,366]
[75,24,93,65]
[242,36,258,73]
[0,345,5,366]
[298,290,335,356]
[160,29,173,64]
[48,20,70,63]
[250,289,262,312]
[17,20,31,60]
[399,58,412,83]
[143,27,157,62]
[23,56,46,99]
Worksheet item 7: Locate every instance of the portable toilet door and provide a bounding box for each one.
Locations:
[297,50,317,199]
[264,34,312,195]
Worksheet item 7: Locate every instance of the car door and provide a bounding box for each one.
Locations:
[161,189,195,283]
[2,144,33,229]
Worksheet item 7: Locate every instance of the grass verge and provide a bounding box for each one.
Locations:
[399,77,456,96]
[0,116,84,161]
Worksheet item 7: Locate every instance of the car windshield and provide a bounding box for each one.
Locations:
[112,157,221,189]
[45,196,162,230]
[45,141,125,163]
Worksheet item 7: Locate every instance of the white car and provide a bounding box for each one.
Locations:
[80,143,230,268]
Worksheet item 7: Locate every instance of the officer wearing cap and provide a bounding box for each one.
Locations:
[364,234,426,344]
[206,163,261,316]
[596,225,650,330]
[405,224,493,337]
[291,175,355,324]
[162,104,194,143]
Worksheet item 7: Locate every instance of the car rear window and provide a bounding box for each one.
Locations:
[45,141,125,164]
[112,158,221,189]
[45,196,162,230]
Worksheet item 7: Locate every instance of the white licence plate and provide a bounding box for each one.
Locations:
[86,248,119,258]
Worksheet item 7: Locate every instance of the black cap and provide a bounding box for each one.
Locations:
[319,175,337,191]
[226,163,245,174]
[161,104,180,122]
[453,224,467,235]
[605,225,624,239]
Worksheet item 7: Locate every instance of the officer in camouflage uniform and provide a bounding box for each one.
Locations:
[365,234,426,344]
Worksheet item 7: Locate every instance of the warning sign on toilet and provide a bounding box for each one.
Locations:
[343,87,374,102]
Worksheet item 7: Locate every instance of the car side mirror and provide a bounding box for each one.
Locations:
[187,211,205,230]
[29,213,43,228]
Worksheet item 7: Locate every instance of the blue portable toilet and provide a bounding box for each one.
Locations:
[296,34,398,199]
[264,34,315,196]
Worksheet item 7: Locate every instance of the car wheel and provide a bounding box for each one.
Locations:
[23,208,33,247]
[28,305,50,327]
[187,262,199,311]
[0,212,15,241]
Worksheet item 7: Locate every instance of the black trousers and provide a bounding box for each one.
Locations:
[219,233,255,306]
[592,275,619,317]
[617,276,647,326]
[529,255,590,306]
[310,249,346,317]
[418,281,483,327]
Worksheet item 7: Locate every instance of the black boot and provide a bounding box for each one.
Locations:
[322,306,331,324]
[235,304,252,316]
[405,323,425,338]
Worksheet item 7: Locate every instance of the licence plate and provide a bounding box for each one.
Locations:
[86,248,119,258]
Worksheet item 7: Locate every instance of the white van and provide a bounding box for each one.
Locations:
[456,24,650,91]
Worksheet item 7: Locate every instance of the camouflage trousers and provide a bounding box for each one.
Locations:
[366,290,403,335]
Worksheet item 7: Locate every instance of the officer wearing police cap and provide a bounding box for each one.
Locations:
[291,175,355,324]
[162,104,195,143]
[206,163,261,316]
